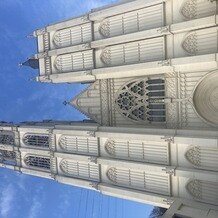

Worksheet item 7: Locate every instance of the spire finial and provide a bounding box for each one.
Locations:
[63,101,70,106]
[19,58,39,69]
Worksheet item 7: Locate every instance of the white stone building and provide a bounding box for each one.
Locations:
[13,0,218,217]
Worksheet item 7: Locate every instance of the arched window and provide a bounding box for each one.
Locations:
[185,146,218,171]
[23,134,49,147]
[60,159,99,181]
[25,156,50,169]
[0,134,14,145]
[115,78,166,123]
[59,135,98,156]
[0,150,16,165]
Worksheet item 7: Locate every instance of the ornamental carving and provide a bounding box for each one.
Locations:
[182,32,198,55]
[185,146,201,166]
[105,140,116,156]
[100,48,111,65]
[99,19,110,38]
[106,167,117,183]
[115,78,166,123]
[180,0,197,20]
[186,180,202,199]
[186,179,218,205]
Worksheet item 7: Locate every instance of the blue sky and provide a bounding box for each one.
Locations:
[0,0,153,217]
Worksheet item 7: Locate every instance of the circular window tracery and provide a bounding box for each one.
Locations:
[115,78,166,123]
[193,71,218,126]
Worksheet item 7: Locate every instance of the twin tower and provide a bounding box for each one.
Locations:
[2,0,218,217]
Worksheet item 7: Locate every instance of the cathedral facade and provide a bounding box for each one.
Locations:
[2,0,218,217]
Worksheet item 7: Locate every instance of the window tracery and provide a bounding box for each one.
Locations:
[115,78,166,123]
[23,134,49,147]
[0,134,14,145]
[25,156,50,169]
[0,150,17,165]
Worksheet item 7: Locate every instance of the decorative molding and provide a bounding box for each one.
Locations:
[165,72,178,128]
[100,80,110,126]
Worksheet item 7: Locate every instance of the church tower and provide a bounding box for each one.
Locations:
[18,0,218,217]
[1,120,218,215]
[28,0,218,130]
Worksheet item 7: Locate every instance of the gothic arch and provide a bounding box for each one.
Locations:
[106,167,170,195]
[53,23,92,48]
[185,146,218,171]
[104,139,169,164]
[114,78,166,124]
[54,51,93,73]
[180,0,216,20]
[182,28,217,55]
[192,71,218,126]
[59,159,99,181]
[186,179,218,205]
[59,135,98,156]
[24,155,50,169]
[23,134,49,147]
[182,32,198,55]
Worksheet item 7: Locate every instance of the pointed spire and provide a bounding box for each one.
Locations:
[19,58,39,69]
[63,101,70,106]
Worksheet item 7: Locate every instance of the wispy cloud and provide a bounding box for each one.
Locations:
[28,197,42,218]
[0,184,16,218]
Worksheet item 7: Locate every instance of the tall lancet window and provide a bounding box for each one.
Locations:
[23,134,49,148]
[0,134,14,145]
[25,156,50,169]
[115,78,166,123]
[0,150,17,166]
